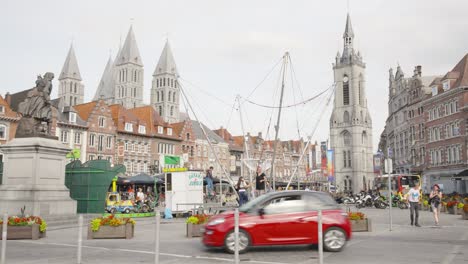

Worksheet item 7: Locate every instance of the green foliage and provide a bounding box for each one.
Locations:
[91,218,102,232]
[39,220,47,233]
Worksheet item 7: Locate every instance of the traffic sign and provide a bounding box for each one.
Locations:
[384,158,393,174]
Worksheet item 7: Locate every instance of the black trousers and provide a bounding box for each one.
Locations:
[409,202,420,224]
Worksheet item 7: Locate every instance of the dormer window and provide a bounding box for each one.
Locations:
[167,128,173,136]
[125,123,133,132]
[443,80,450,91]
[0,106,4,114]
[138,125,146,134]
[69,112,77,123]
[431,86,438,96]
[158,126,163,134]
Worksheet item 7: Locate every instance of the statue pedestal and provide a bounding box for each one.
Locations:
[0,137,77,216]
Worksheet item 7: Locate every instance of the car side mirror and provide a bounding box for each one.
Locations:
[258,208,265,216]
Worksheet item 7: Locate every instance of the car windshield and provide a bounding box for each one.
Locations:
[239,195,270,213]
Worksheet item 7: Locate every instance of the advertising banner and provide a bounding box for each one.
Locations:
[320,141,327,177]
[326,150,334,182]
[373,154,382,174]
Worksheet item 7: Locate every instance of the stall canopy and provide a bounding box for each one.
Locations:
[456,169,468,176]
[118,173,164,184]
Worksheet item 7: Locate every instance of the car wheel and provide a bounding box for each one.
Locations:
[323,227,347,252]
[110,208,116,214]
[224,229,251,254]
[124,208,130,214]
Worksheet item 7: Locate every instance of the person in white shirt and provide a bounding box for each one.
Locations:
[137,188,145,204]
[406,183,421,227]
[236,177,250,206]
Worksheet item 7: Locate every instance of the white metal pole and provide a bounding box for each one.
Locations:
[1,213,7,264]
[77,214,83,264]
[388,169,392,231]
[238,95,252,196]
[234,208,239,264]
[318,210,323,264]
[155,209,160,264]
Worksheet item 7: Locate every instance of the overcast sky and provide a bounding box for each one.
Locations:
[2,0,468,151]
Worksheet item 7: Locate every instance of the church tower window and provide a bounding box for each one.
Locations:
[344,111,350,123]
[343,75,350,105]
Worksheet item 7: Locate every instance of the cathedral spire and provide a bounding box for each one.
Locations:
[59,44,82,81]
[93,55,114,101]
[342,13,354,58]
[116,26,143,66]
[153,40,178,76]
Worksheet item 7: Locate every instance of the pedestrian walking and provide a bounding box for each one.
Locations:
[236,177,250,206]
[429,184,443,226]
[255,166,267,196]
[406,182,421,227]
[205,166,214,196]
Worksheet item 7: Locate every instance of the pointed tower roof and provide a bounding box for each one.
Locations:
[343,13,354,38]
[59,45,82,80]
[93,56,115,101]
[116,26,143,66]
[153,40,178,76]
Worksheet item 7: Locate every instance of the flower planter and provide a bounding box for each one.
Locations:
[447,207,456,214]
[440,206,446,213]
[87,223,134,239]
[186,223,204,237]
[457,207,464,215]
[350,219,372,232]
[0,224,44,240]
[422,204,429,211]
[462,210,468,220]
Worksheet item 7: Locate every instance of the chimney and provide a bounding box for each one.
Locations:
[258,132,262,139]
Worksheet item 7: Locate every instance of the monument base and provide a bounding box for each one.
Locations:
[0,137,77,216]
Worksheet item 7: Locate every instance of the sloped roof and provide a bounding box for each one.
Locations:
[73,101,98,121]
[213,127,244,151]
[93,56,115,101]
[115,26,143,66]
[191,120,226,144]
[450,53,468,88]
[56,104,87,127]
[171,121,186,137]
[153,40,178,76]
[0,95,19,120]
[129,106,179,140]
[59,45,82,81]
[109,104,146,134]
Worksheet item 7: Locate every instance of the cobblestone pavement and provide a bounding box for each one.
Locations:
[3,207,467,264]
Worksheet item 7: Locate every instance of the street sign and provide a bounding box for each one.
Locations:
[384,158,393,174]
[387,147,393,158]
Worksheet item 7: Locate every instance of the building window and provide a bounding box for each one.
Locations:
[69,112,77,123]
[106,136,112,149]
[89,134,95,146]
[443,80,450,91]
[347,150,351,167]
[89,155,95,160]
[431,86,438,96]
[125,123,133,132]
[74,132,82,144]
[0,124,6,140]
[98,117,105,128]
[157,91,160,102]
[342,131,351,146]
[167,128,173,136]
[170,106,174,116]
[0,106,4,113]
[98,135,104,151]
[158,126,163,134]
[158,106,162,116]
[343,151,347,168]
[124,141,129,151]
[138,125,146,134]
[343,76,350,105]
[60,130,69,143]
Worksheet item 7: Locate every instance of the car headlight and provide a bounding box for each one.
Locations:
[207,218,225,226]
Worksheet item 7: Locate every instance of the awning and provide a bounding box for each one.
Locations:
[456,169,468,176]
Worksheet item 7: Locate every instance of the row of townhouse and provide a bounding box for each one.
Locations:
[381,53,468,194]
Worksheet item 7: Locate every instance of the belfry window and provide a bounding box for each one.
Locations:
[343,76,350,105]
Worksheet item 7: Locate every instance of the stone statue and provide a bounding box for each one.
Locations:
[15,72,56,138]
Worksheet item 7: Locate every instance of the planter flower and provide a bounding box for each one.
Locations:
[446,201,458,214]
[186,214,210,238]
[0,216,47,240]
[87,214,135,239]
[457,203,465,215]
[422,200,430,211]
[348,212,372,232]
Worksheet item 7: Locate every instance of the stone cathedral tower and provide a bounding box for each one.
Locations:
[151,41,180,124]
[58,45,84,106]
[113,26,144,108]
[329,14,374,193]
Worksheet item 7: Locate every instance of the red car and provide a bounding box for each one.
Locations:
[203,190,351,253]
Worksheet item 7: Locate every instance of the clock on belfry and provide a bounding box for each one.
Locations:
[343,76,349,82]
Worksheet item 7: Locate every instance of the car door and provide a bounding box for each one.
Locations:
[302,193,339,243]
[253,194,307,245]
